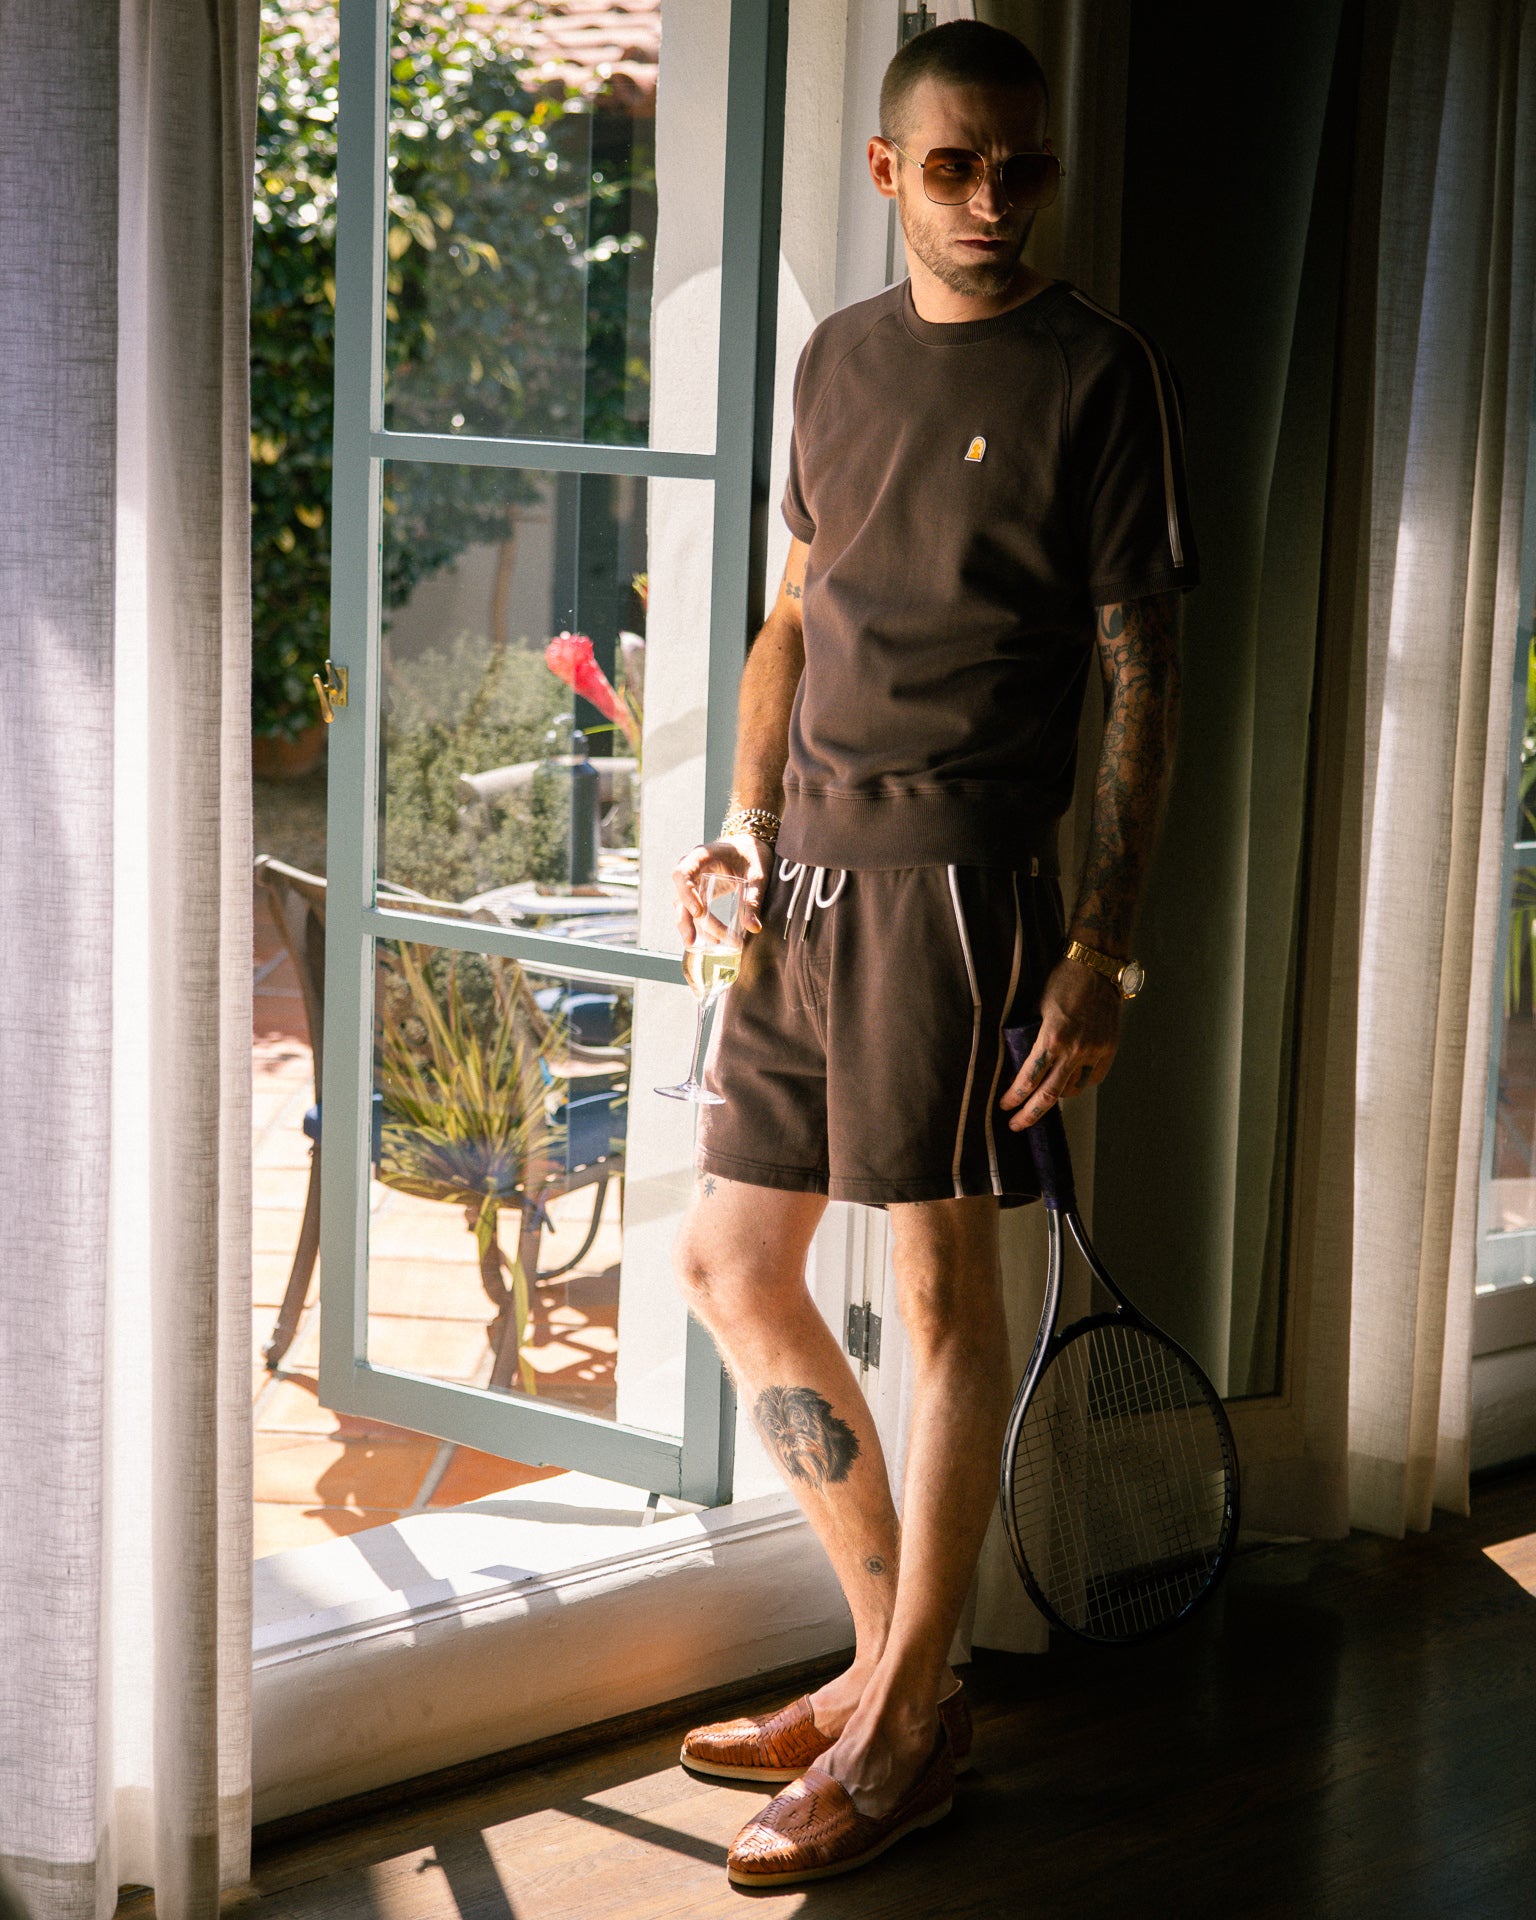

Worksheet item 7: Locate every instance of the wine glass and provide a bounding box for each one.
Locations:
[655,873,745,1104]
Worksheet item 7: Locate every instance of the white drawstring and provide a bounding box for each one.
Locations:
[776,858,847,938]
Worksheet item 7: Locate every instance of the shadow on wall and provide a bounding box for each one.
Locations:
[1093,2,1360,1404]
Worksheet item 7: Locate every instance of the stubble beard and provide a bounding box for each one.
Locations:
[897,182,1033,299]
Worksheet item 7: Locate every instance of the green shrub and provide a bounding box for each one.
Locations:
[253,1,653,737]
[382,633,572,899]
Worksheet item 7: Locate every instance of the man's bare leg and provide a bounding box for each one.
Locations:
[675,1173,925,1730]
[816,1194,1014,1811]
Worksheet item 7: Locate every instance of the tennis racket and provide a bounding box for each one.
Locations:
[998,1027,1240,1643]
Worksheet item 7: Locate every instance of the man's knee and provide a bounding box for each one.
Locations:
[890,1198,1004,1353]
[673,1214,735,1317]
[672,1179,824,1321]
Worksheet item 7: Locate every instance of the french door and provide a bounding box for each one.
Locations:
[317,0,788,1505]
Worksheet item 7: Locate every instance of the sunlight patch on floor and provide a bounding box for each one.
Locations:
[1484,1530,1536,1597]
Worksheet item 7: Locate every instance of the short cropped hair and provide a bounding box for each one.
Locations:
[879,21,1050,141]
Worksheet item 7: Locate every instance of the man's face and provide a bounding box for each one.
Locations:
[885,77,1050,299]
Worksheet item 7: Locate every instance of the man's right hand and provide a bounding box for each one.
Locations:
[673,834,773,944]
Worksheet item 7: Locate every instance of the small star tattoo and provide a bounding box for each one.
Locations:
[702,1174,717,1198]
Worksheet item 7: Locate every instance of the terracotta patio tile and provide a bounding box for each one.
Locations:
[255,1124,314,1172]
[567,1324,619,1355]
[521,1339,592,1376]
[367,1203,487,1259]
[360,1315,497,1381]
[255,1165,319,1211]
[256,1373,426,1442]
[252,1088,300,1125]
[427,1448,564,1508]
[254,1250,308,1309]
[255,1208,316,1256]
[366,1257,498,1322]
[255,1431,438,1509]
[253,1036,308,1067]
[255,1503,402,1559]
[277,1315,321,1369]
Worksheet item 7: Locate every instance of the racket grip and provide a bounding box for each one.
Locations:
[1002,1025,1077,1212]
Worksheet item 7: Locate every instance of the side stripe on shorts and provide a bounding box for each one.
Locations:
[946,866,983,1199]
[980,873,1024,1195]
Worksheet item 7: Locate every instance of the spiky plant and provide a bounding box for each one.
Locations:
[376,940,566,1394]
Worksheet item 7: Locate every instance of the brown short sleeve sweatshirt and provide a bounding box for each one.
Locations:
[776,278,1199,872]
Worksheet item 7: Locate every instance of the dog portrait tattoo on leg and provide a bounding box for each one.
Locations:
[753,1385,861,1488]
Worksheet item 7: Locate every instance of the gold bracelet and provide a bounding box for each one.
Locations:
[721,803,781,845]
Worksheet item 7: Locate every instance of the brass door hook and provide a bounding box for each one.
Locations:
[313,660,348,723]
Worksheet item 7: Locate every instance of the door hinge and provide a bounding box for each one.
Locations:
[900,8,937,47]
[846,1302,882,1369]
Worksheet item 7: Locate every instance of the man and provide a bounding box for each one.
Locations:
[669,20,1197,1889]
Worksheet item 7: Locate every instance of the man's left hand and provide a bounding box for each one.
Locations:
[999,956,1121,1129]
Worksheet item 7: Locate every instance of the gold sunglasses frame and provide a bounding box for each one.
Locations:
[880,137,1066,211]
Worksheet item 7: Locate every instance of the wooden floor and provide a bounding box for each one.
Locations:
[144,1468,1536,1920]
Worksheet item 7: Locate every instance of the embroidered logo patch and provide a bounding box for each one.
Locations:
[964,436,987,463]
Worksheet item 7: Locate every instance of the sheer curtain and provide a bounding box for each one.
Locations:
[1348,0,1536,1534]
[0,4,259,1917]
[963,0,1536,1605]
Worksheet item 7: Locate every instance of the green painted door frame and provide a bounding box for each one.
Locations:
[317,0,789,1505]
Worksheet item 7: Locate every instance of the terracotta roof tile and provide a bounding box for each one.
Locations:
[508,1,661,110]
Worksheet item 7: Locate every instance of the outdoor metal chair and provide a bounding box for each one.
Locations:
[253,854,628,1393]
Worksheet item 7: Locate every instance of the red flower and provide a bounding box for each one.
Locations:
[543,631,638,748]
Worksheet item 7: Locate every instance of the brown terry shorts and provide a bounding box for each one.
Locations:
[695,857,1065,1209]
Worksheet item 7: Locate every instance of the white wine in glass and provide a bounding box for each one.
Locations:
[656,873,744,1105]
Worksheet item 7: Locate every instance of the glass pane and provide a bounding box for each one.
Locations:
[1491,860,1536,1239]
[367,943,698,1439]
[375,458,712,950]
[383,0,726,453]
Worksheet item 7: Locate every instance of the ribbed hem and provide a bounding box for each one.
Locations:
[778,783,1061,873]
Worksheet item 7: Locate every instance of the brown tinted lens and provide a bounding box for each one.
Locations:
[921,149,987,204]
[1000,152,1060,209]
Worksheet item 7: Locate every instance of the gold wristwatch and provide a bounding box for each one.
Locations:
[1065,938,1145,1000]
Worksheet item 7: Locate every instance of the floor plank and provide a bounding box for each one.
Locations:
[120,1468,1536,1919]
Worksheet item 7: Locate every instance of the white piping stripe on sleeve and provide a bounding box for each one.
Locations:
[980,872,1024,1197]
[1070,289,1186,573]
[947,865,984,1199]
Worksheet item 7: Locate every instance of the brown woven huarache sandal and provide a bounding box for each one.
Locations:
[725,1729,955,1888]
[680,1677,973,1783]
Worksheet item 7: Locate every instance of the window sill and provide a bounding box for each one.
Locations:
[252,1475,853,1824]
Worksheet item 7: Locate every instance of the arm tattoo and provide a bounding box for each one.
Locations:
[701,1174,717,1198]
[783,579,802,601]
[753,1385,860,1488]
[865,1556,889,1576]
[1073,593,1182,956]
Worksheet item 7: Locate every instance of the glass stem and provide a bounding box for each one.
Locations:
[685,990,720,1089]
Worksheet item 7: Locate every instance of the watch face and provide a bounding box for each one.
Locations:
[1120,959,1145,998]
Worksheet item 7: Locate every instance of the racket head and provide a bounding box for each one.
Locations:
[1002,1309,1240,1645]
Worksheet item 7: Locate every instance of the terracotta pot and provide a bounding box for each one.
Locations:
[253,721,328,781]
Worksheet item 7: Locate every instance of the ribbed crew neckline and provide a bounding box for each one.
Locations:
[898,275,1070,347]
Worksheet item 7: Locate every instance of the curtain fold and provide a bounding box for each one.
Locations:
[0,3,259,1916]
[967,0,1128,1653]
[1348,0,1536,1535]
[967,0,1536,1565]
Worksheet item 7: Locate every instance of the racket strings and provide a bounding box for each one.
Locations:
[1012,1321,1232,1638]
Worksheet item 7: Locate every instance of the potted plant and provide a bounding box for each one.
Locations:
[375,940,567,1393]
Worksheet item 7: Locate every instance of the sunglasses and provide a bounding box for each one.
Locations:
[884,140,1064,212]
